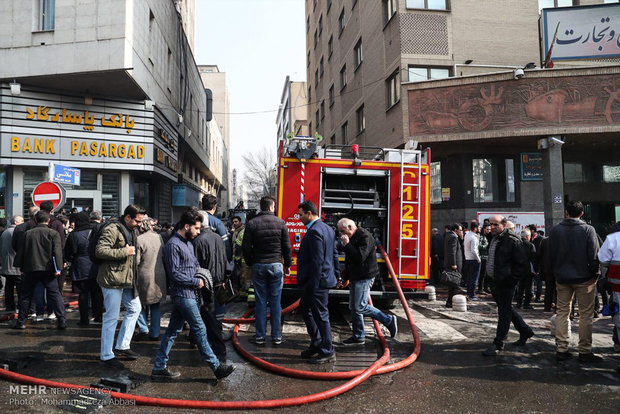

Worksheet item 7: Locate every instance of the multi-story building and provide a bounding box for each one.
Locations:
[0,0,228,221]
[307,0,620,234]
[198,64,231,209]
[276,76,309,143]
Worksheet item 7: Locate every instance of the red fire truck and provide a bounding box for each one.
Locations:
[276,136,431,303]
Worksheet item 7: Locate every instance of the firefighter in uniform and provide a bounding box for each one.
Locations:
[231,215,252,299]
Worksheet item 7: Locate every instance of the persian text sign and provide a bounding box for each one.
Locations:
[543,4,620,60]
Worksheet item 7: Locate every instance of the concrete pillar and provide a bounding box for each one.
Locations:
[539,136,565,232]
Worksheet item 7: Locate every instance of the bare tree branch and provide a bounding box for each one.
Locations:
[241,146,276,204]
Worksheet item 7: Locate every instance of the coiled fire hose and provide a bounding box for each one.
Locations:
[0,245,420,409]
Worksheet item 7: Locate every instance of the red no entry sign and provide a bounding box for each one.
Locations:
[31,182,66,211]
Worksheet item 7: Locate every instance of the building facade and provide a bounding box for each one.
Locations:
[276,76,309,143]
[0,0,228,221]
[198,64,231,210]
[306,0,620,235]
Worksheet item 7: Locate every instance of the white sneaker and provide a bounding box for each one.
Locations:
[35,315,45,322]
[47,314,57,320]
[28,313,37,320]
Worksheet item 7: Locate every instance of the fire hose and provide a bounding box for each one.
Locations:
[0,245,420,409]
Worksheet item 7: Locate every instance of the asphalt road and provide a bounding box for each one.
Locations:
[0,290,618,413]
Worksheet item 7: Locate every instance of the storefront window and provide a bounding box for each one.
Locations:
[430,162,441,204]
[564,162,585,183]
[472,158,515,203]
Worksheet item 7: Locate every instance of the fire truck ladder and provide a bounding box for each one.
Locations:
[397,150,422,280]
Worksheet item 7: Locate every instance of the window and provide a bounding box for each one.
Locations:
[340,65,347,90]
[406,0,448,10]
[564,162,585,183]
[327,0,332,13]
[341,122,349,144]
[383,0,396,24]
[306,16,310,33]
[318,15,323,35]
[309,121,312,135]
[308,85,311,103]
[356,105,365,133]
[430,162,442,204]
[354,39,363,69]
[38,0,55,31]
[386,71,400,108]
[408,66,451,81]
[538,0,578,12]
[339,8,345,34]
[328,35,334,59]
[315,69,319,87]
[307,50,311,67]
[472,158,516,203]
[316,109,320,126]
[603,165,620,183]
[320,101,325,120]
[313,0,317,11]
[329,84,335,107]
[330,134,336,145]
[320,57,324,78]
[314,29,318,49]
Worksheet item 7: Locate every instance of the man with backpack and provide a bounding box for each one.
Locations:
[94,204,146,368]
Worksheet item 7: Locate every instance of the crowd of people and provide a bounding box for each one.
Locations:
[430,201,620,366]
[0,195,618,377]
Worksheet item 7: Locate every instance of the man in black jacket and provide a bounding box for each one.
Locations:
[242,196,292,345]
[338,219,397,345]
[13,210,66,329]
[444,223,463,308]
[516,229,536,310]
[194,210,230,356]
[482,215,533,356]
[549,200,601,363]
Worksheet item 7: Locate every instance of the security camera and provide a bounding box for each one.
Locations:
[549,137,564,146]
[513,68,525,80]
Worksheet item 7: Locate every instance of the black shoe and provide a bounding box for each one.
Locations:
[115,348,139,360]
[151,368,181,381]
[388,315,398,338]
[309,353,336,364]
[556,351,572,362]
[272,337,285,345]
[100,358,124,369]
[250,336,265,345]
[213,364,235,379]
[342,336,365,346]
[134,332,150,341]
[482,344,502,356]
[578,352,603,363]
[523,304,534,310]
[77,321,90,327]
[57,320,67,330]
[512,331,534,347]
[300,347,319,359]
[12,322,26,330]
[148,335,161,341]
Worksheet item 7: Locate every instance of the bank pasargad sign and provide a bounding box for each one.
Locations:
[542,4,620,61]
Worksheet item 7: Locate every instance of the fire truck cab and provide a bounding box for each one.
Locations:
[276,136,431,304]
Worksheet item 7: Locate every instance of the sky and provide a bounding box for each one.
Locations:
[194,0,306,180]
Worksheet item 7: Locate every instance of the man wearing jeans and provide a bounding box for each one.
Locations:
[151,210,234,380]
[337,219,397,345]
[549,200,602,363]
[96,204,146,368]
[242,196,292,345]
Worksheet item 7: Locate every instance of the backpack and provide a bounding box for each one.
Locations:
[87,219,132,264]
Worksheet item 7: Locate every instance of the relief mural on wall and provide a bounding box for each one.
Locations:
[408,74,620,136]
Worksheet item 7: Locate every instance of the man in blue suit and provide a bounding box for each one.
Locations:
[297,200,339,364]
